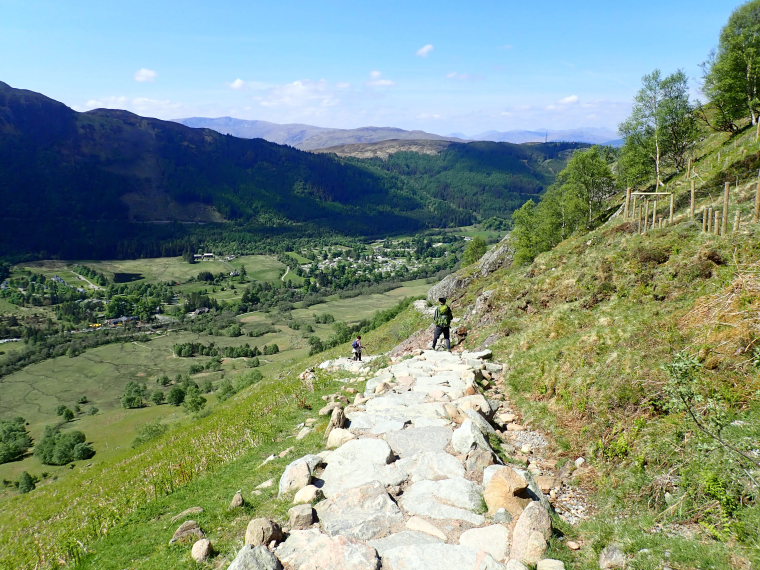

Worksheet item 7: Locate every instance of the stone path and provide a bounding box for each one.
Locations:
[224,349,581,570]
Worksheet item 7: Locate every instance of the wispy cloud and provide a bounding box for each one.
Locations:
[446,71,483,81]
[134,68,157,82]
[558,94,579,104]
[229,78,246,90]
[83,96,183,117]
[367,70,395,87]
[257,79,340,108]
[416,44,434,57]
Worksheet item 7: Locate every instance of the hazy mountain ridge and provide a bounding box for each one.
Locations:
[174,116,463,151]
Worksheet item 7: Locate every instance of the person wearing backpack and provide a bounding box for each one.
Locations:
[432,297,453,351]
[352,335,364,361]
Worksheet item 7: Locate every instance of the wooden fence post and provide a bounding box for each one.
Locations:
[669,193,674,223]
[755,171,760,223]
[702,209,707,232]
[714,209,721,235]
[733,211,741,233]
[690,179,695,219]
[644,201,650,233]
[624,187,631,219]
[652,200,657,228]
[707,207,713,233]
[723,182,730,232]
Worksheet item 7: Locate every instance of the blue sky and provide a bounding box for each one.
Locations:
[0,0,743,136]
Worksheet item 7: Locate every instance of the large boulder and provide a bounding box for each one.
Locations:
[458,524,510,562]
[276,529,380,570]
[227,545,283,570]
[483,467,531,517]
[319,438,394,497]
[399,477,485,525]
[278,454,322,496]
[315,480,403,540]
[244,518,283,547]
[510,502,552,565]
[379,542,506,570]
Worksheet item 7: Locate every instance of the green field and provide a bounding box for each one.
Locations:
[0,275,429,488]
[22,255,290,286]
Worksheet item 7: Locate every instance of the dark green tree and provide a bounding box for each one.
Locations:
[462,237,487,265]
[0,417,32,464]
[18,471,35,493]
[703,0,760,128]
[619,69,697,187]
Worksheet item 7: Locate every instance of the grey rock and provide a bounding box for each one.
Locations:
[536,560,566,570]
[276,529,380,570]
[191,538,213,563]
[368,530,442,556]
[395,451,465,482]
[320,439,394,497]
[244,518,283,547]
[599,543,627,569]
[463,409,497,435]
[380,543,506,570]
[459,524,510,562]
[510,502,552,565]
[227,545,283,570]
[230,490,245,509]
[278,454,322,496]
[170,506,204,523]
[399,477,485,525]
[451,419,491,455]
[170,520,204,544]
[316,480,403,540]
[477,236,514,277]
[505,561,529,570]
[465,447,495,477]
[427,272,472,303]
[288,504,314,530]
[384,426,453,458]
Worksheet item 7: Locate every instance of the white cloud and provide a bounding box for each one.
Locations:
[257,79,340,108]
[134,68,157,82]
[558,94,579,104]
[82,96,183,118]
[229,78,246,90]
[446,71,482,81]
[416,44,434,57]
[367,71,395,87]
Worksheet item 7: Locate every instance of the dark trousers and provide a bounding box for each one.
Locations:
[432,326,450,350]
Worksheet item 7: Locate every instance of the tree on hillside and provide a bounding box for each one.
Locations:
[511,147,616,264]
[703,0,760,128]
[34,426,94,465]
[462,237,487,265]
[619,70,697,187]
[0,417,32,464]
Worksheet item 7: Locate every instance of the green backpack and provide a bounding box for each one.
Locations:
[434,304,452,327]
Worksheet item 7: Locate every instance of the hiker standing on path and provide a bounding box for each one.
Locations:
[432,297,453,351]
[352,335,364,361]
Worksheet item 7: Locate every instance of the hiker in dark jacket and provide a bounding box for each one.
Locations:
[352,335,363,361]
[432,297,453,351]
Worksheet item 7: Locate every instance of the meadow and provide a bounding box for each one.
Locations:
[0,264,430,488]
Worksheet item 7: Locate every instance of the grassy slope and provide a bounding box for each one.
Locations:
[454,124,760,568]
[0,277,430,488]
[0,302,427,569]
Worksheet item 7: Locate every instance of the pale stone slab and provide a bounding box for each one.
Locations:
[315,481,403,540]
[405,516,447,540]
[276,529,380,570]
[380,543,506,570]
[458,524,510,562]
[368,530,442,557]
[384,426,453,458]
[399,478,485,525]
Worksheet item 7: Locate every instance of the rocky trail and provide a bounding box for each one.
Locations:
[176,348,598,570]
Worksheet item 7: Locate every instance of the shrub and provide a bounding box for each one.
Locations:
[0,417,32,464]
[167,386,186,406]
[132,421,168,448]
[18,471,35,493]
[34,426,94,465]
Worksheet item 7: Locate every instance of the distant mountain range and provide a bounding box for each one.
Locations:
[174,117,462,151]
[175,117,621,149]
[470,127,622,146]
[0,81,590,259]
